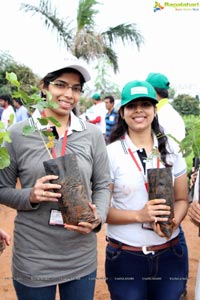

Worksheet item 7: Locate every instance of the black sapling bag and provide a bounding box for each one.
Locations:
[43,154,95,225]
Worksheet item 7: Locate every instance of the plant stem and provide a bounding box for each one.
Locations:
[31,117,53,159]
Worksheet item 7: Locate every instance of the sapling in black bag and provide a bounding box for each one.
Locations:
[147,167,174,238]
[43,154,96,225]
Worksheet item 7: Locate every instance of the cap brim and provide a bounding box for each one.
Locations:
[121,96,158,107]
[45,57,91,82]
[50,64,90,82]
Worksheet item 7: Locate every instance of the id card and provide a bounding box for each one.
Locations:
[49,209,64,226]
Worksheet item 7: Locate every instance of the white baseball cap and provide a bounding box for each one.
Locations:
[45,56,91,82]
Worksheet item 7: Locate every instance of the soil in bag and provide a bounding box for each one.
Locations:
[147,167,174,238]
[43,154,96,225]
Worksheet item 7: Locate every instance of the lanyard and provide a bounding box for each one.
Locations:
[41,111,68,159]
[128,148,160,192]
[51,130,68,159]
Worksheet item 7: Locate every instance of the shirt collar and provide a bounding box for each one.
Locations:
[30,109,86,134]
[68,110,86,134]
[123,132,158,152]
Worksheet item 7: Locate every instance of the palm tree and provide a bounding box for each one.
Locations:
[21,0,144,73]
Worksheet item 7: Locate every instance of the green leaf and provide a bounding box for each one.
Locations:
[46,91,52,102]
[5,72,20,88]
[33,100,49,111]
[18,89,32,105]
[22,125,36,136]
[30,93,44,103]
[37,118,48,126]
[0,147,10,169]
[8,113,15,127]
[33,100,58,111]
[47,116,61,127]
[0,121,5,130]
[47,101,59,109]
[179,118,200,158]
[41,130,54,137]
[0,131,12,143]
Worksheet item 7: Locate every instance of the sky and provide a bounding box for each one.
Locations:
[1,0,200,96]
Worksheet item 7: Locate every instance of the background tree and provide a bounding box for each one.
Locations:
[172,94,200,116]
[21,0,144,73]
[0,51,39,95]
[168,87,176,99]
[94,56,120,99]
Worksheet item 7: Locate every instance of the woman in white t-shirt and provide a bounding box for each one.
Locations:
[0,94,16,128]
[188,171,200,300]
[105,80,188,300]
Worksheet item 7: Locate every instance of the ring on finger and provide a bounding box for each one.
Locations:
[154,217,158,223]
[42,191,45,196]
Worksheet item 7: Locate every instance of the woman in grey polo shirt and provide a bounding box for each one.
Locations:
[0,57,111,300]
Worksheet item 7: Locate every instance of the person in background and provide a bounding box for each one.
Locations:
[146,72,188,300]
[0,57,111,300]
[104,95,118,145]
[188,172,200,300]
[146,72,185,142]
[0,228,11,255]
[0,106,3,120]
[13,98,29,122]
[105,80,188,300]
[87,93,107,137]
[0,94,16,128]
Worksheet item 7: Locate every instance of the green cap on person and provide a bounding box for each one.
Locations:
[92,93,101,100]
[146,73,170,90]
[120,80,158,107]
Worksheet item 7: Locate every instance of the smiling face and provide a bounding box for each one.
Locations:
[121,99,156,133]
[45,72,82,117]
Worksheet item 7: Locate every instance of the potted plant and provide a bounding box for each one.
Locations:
[0,121,12,169]
[147,166,174,239]
[169,118,200,235]
[144,147,174,239]
[169,117,200,193]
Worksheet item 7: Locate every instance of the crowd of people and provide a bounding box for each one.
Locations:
[0,94,29,127]
[83,93,118,144]
[0,58,199,300]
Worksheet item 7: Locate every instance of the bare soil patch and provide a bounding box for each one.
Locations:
[0,205,199,300]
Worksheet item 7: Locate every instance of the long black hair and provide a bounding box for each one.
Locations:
[110,106,171,167]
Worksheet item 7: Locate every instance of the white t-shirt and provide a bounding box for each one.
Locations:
[1,105,16,128]
[157,101,185,142]
[15,105,29,122]
[106,133,187,247]
[88,102,107,134]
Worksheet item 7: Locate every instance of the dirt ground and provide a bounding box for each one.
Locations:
[0,204,199,300]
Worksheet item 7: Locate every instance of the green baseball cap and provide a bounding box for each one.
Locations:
[120,80,158,107]
[146,73,170,90]
[92,93,101,100]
